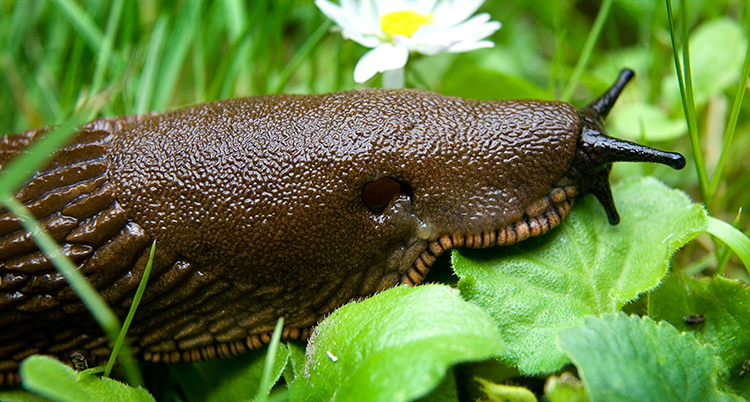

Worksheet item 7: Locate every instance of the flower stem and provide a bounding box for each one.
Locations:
[382,67,405,88]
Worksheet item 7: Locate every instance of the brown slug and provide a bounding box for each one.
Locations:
[0,69,684,385]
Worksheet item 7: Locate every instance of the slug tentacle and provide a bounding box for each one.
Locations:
[572,69,686,225]
[586,68,635,118]
[576,127,685,225]
[580,127,686,169]
[587,168,620,225]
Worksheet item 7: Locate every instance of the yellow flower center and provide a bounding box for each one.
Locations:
[380,10,433,38]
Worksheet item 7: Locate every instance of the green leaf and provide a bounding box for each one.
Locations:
[649,274,750,397]
[415,368,458,402]
[454,177,706,373]
[558,314,744,402]
[441,63,549,101]
[289,284,505,402]
[609,101,687,142]
[685,18,746,104]
[0,389,54,402]
[19,355,154,402]
[170,343,289,402]
[285,341,307,380]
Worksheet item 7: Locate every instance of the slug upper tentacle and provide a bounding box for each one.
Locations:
[0,69,684,386]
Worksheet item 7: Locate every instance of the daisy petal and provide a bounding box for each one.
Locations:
[447,39,495,53]
[359,0,383,34]
[344,31,385,48]
[415,0,437,14]
[416,43,450,55]
[462,21,501,43]
[316,0,384,47]
[443,13,493,40]
[340,0,358,14]
[353,44,409,83]
[432,0,485,28]
[315,0,346,24]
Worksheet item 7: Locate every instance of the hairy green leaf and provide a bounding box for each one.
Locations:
[610,102,687,141]
[289,284,505,402]
[558,314,743,402]
[454,177,706,373]
[19,355,154,402]
[0,389,53,402]
[664,18,747,109]
[649,274,750,397]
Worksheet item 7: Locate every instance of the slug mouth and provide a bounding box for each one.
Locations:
[400,184,578,286]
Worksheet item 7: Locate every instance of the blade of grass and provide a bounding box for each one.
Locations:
[223,0,248,40]
[152,0,203,110]
[254,317,285,402]
[135,16,168,114]
[681,252,716,276]
[104,241,156,381]
[561,0,613,102]
[207,19,259,99]
[269,20,332,94]
[250,0,271,94]
[89,0,125,99]
[220,36,253,98]
[49,0,103,53]
[0,195,143,387]
[666,0,708,202]
[191,35,207,102]
[41,18,73,123]
[549,25,567,99]
[6,1,35,57]
[60,39,86,113]
[221,0,252,98]
[715,209,744,277]
[706,216,750,276]
[707,30,750,199]
[12,52,65,126]
[0,53,41,129]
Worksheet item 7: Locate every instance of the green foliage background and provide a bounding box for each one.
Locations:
[1,0,749,401]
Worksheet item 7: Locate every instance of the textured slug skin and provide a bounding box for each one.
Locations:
[0,88,580,383]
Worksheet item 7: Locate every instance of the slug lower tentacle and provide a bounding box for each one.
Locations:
[0,69,684,386]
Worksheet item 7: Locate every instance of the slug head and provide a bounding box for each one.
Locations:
[573,69,686,225]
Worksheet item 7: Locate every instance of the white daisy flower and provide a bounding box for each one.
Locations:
[315,0,502,84]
